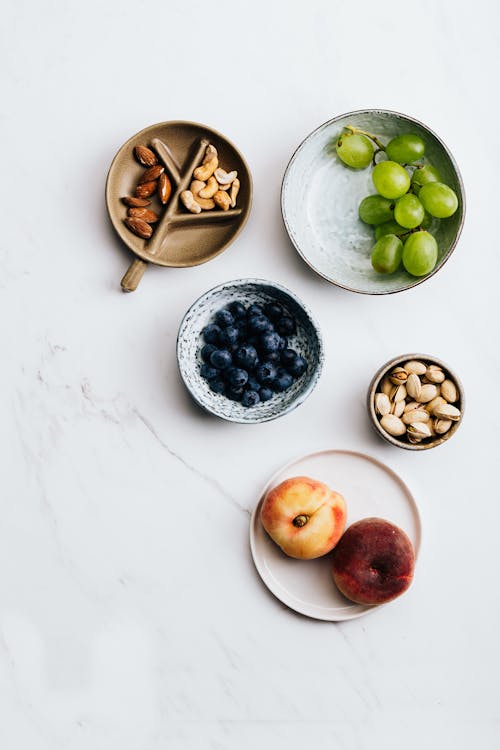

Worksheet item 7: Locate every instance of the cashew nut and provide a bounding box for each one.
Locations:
[214,168,237,186]
[190,180,215,210]
[198,176,218,199]
[213,190,231,211]
[204,144,218,161]
[230,178,240,207]
[193,144,218,181]
[180,190,201,214]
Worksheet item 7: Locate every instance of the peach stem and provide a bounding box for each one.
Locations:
[293,515,309,528]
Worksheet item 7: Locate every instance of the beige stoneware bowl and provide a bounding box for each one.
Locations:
[367,353,465,451]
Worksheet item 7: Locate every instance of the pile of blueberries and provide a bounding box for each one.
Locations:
[200,299,308,407]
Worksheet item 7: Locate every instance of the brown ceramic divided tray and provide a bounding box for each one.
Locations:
[106,121,252,291]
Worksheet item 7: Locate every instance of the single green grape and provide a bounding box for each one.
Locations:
[358,195,394,225]
[402,231,438,276]
[394,194,425,229]
[418,182,458,218]
[371,234,403,274]
[411,164,441,194]
[372,161,411,199]
[336,133,374,169]
[375,220,408,240]
[386,134,425,164]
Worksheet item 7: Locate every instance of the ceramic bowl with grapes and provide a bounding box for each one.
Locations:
[281,109,465,294]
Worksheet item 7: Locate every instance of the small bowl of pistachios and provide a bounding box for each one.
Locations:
[367,353,464,450]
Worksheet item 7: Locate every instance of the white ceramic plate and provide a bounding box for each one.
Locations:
[250,449,421,621]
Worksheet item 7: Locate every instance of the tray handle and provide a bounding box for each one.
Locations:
[121,258,147,292]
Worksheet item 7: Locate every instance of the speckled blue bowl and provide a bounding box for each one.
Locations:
[177,279,324,423]
[281,109,465,294]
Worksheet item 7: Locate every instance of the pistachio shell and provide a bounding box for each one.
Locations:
[419,383,438,403]
[426,396,446,415]
[389,367,408,385]
[402,409,429,425]
[407,422,432,440]
[434,418,453,435]
[392,399,405,417]
[404,360,427,375]
[425,365,445,384]
[380,414,406,437]
[404,401,422,413]
[380,377,392,396]
[375,392,391,416]
[406,373,422,400]
[390,384,407,402]
[441,379,458,403]
[433,403,461,421]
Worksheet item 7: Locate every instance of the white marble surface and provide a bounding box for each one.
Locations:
[1,0,499,748]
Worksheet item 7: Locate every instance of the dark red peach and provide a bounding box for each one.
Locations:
[331,517,415,605]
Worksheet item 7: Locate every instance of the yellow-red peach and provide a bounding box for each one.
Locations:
[260,476,347,559]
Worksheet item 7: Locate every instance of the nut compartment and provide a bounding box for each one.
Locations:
[105,121,252,291]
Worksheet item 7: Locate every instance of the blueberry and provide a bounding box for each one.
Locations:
[226,385,244,401]
[256,362,277,384]
[276,316,296,336]
[259,386,273,402]
[280,348,298,367]
[264,302,284,321]
[202,324,221,345]
[272,371,294,392]
[246,334,260,348]
[200,363,218,380]
[219,325,239,348]
[263,351,280,363]
[235,344,258,370]
[209,378,225,395]
[228,300,247,319]
[287,355,308,378]
[215,309,235,327]
[247,303,264,317]
[278,336,288,351]
[248,314,273,334]
[247,373,260,391]
[210,349,232,370]
[234,319,248,337]
[242,389,260,407]
[260,331,281,354]
[201,343,217,363]
[226,367,249,388]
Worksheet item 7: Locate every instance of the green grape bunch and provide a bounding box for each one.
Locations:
[334,126,459,278]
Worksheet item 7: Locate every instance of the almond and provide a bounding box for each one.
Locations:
[138,165,164,184]
[124,217,153,239]
[135,181,157,198]
[158,173,172,204]
[134,145,158,167]
[128,207,159,223]
[122,196,151,207]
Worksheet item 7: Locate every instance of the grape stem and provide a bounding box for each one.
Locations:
[345,125,385,151]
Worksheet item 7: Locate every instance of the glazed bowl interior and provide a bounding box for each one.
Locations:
[281,110,465,294]
[367,353,465,451]
[177,279,323,424]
